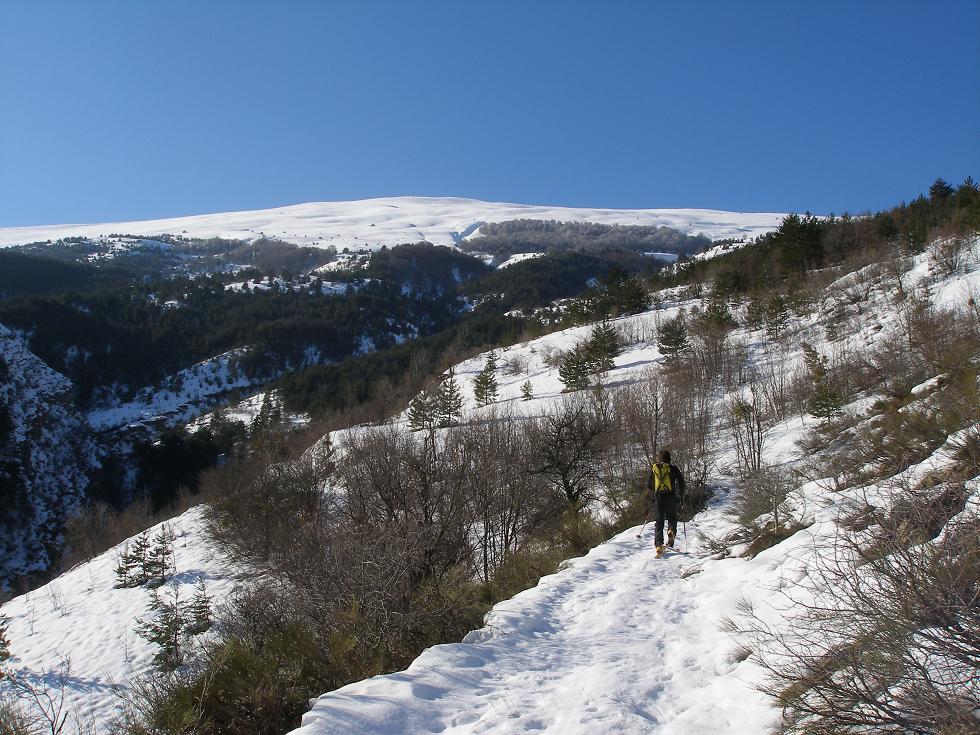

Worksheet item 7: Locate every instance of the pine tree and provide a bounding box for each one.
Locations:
[114,546,132,588]
[584,322,622,374]
[657,315,690,361]
[117,533,152,587]
[765,295,790,339]
[521,380,534,401]
[137,586,185,672]
[558,348,591,392]
[802,343,843,420]
[0,614,10,668]
[808,381,844,421]
[473,352,499,406]
[746,293,767,330]
[436,369,464,427]
[144,525,175,589]
[186,578,213,635]
[407,390,437,432]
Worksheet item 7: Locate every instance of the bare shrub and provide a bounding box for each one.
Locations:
[727,382,771,479]
[929,235,967,276]
[527,394,610,517]
[727,466,801,557]
[499,352,529,377]
[738,500,980,733]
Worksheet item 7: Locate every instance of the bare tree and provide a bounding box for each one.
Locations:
[528,396,609,514]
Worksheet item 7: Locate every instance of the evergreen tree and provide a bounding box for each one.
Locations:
[600,268,651,316]
[697,296,737,333]
[144,525,175,589]
[558,348,592,392]
[436,369,464,427]
[657,315,690,361]
[765,295,790,339]
[116,532,151,587]
[472,352,499,406]
[407,390,437,432]
[802,343,843,420]
[808,381,844,421]
[137,586,185,672]
[584,321,622,374]
[521,380,534,401]
[186,578,213,635]
[0,614,10,668]
[746,293,767,330]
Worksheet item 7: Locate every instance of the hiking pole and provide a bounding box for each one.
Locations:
[636,514,650,539]
[683,519,688,552]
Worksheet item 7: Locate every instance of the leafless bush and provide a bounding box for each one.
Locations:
[726,466,801,557]
[205,444,336,567]
[727,383,772,479]
[736,498,980,734]
[929,235,968,276]
[537,344,566,371]
[2,655,73,735]
[527,394,610,518]
[499,352,529,377]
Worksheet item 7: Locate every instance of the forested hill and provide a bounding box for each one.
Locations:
[1,178,977,735]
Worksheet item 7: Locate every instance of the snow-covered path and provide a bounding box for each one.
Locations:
[292,523,778,735]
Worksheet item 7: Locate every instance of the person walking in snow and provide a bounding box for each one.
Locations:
[647,449,685,557]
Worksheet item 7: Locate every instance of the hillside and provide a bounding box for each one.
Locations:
[0,197,787,251]
[2,223,977,733]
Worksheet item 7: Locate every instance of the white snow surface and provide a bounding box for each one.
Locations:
[3,236,978,734]
[0,507,239,731]
[292,520,779,735]
[86,348,259,432]
[0,197,787,251]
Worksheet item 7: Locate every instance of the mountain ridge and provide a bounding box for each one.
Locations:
[0,197,789,251]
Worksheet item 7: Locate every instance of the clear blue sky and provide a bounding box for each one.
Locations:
[1,0,977,226]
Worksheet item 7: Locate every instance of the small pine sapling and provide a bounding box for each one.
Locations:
[0,614,10,668]
[521,381,534,401]
[121,533,152,586]
[136,586,185,672]
[407,390,437,432]
[473,352,499,406]
[657,314,690,361]
[186,579,213,635]
[558,348,591,392]
[584,322,622,374]
[437,369,464,427]
[144,525,176,589]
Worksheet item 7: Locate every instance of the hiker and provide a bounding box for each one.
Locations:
[647,449,685,557]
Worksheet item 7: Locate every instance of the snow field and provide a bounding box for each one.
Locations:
[0,508,240,731]
[0,196,788,252]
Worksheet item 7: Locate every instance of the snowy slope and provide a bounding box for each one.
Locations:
[0,507,239,731]
[3,237,977,734]
[0,197,787,251]
[289,239,980,734]
[0,324,98,585]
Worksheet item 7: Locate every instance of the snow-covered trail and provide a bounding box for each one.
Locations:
[293,524,777,735]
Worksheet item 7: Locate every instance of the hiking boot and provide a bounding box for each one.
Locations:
[655,545,665,558]
[667,529,676,548]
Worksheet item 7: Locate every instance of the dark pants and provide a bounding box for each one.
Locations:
[652,492,678,547]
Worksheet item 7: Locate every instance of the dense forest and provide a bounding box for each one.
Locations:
[460,219,712,258]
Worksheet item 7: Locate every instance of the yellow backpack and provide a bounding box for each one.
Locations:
[652,462,673,493]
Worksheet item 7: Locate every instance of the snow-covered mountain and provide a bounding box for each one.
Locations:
[3,234,977,734]
[0,197,787,251]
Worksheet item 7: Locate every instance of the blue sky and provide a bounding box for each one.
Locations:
[1,1,977,226]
